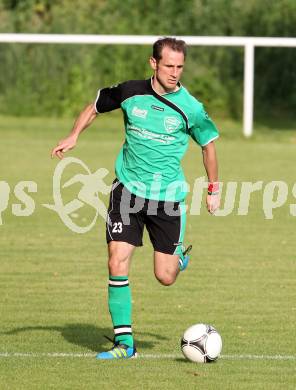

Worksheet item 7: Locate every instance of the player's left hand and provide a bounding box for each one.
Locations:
[206,194,220,215]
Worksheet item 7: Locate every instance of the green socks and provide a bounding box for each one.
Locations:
[108,276,133,348]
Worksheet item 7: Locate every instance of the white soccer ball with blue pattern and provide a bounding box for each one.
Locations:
[181,323,222,363]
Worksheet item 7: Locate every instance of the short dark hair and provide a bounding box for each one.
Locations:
[152,37,187,62]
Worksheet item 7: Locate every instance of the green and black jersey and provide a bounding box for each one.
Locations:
[95,78,219,202]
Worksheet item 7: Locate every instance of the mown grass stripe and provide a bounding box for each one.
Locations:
[0,352,295,361]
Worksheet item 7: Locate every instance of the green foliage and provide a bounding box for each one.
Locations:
[243,0,296,111]
[0,0,295,117]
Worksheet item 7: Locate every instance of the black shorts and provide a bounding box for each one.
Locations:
[106,180,186,255]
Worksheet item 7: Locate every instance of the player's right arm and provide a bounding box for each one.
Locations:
[51,103,97,159]
[51,82,125,159]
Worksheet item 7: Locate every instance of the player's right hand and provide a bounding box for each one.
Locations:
[51,135,77,160]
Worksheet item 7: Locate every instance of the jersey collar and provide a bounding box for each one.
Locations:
[149,77,182,96]
[145,78,189,133]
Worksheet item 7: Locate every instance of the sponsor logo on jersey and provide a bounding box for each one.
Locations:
[132,106,148,119]
[151,105,164,111]
[164,116,181,133]
[127,124,175,144]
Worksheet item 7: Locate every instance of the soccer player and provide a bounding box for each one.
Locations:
[51,37,220,360]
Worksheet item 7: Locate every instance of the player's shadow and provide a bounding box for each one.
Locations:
[3,323,167,352]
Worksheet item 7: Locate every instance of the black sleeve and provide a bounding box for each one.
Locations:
[94,80,150,113]
[94,83,123,113]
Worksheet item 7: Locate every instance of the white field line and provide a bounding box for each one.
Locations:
[0,352,295,361]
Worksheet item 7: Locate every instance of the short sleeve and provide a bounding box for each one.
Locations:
[94,83,123,113]
[190,105,219,146]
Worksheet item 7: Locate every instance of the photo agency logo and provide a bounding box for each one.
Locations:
[1,157,296,233]
[42,157,111,233]
[0,157,112,234]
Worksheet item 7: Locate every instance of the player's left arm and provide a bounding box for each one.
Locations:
[202,141,220,214]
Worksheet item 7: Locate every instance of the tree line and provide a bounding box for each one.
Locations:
[0,0,295,118]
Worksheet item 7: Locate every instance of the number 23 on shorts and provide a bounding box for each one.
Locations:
[112,222,123,233]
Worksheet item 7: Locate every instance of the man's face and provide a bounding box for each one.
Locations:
[150,46,185,93]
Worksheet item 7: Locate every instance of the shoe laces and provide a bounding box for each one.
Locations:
[104,335,129,351]
[183,244,192,256]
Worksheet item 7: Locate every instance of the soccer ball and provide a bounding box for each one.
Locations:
[181,323,222,363]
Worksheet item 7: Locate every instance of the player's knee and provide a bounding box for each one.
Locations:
[108,255,128,275]
[155,271,176,286]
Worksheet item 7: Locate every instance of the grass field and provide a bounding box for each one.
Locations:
[0,114,295,389]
